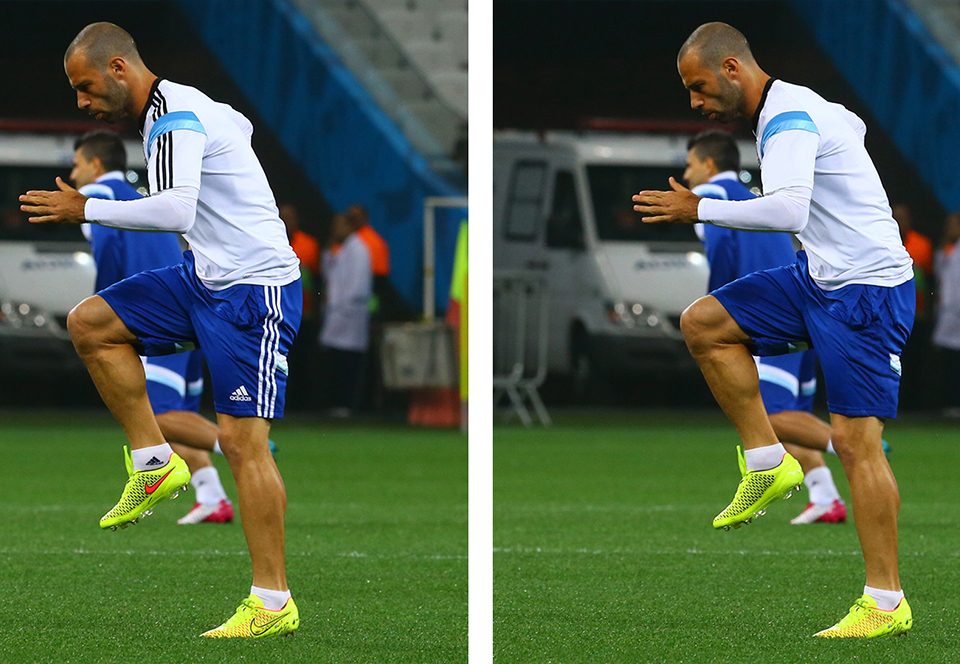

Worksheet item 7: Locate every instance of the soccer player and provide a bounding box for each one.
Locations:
[71,129,233,525]
[20,23,301,637]
[632,23,914,637]
[683,129,846,525]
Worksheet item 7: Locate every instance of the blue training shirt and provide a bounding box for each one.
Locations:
[693,173,797,292]
[80,172,184,292]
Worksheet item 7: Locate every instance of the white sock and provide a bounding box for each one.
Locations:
[191,466,228,506]
[251,585,292,611]
[804,465,841,505]
[826,439,837,455]
[213,439,223,455]
[131,443,173,471]
[864,585,904,611]
[744,443,787,471]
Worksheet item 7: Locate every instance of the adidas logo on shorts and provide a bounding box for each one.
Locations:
[229,385,253,402]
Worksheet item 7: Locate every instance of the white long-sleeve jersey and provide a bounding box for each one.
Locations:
[84,79,300,290]
[697,79,913,290]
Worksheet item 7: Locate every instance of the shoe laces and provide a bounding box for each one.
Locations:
[851,597,872,613]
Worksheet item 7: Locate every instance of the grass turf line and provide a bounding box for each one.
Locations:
[495,411,960,663]
[0,413,466,664]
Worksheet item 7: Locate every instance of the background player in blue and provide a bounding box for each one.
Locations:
[21,23,303,637]
[633,23,915,637]
[684,129,845,525]
[71,129,233,525]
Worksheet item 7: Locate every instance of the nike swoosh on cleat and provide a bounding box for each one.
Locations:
[248,612,290,636]
[144,468,174,495]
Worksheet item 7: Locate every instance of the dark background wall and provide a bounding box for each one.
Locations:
[494,0,947,232]
[0,0,333,233]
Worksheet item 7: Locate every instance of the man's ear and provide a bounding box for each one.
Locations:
[108,56,127,77]
[722,56,740,79]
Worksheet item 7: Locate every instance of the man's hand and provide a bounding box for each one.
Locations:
[19,177,88,224]
[631,177,701,224]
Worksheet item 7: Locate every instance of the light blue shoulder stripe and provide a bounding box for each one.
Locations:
[147,110,206,157]
[691,183,729,200]
[78,183,116,200]
[760,111,819,158]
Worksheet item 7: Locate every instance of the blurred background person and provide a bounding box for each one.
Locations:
[280,202,321,410]
[321,211,372,417]
[893,203,935,408]
[933,212,960,417]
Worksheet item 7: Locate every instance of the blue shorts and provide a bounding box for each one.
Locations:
[713,251,915,419]
[100,251,302,419]
[757,350,817,415]
[143,350,204,415]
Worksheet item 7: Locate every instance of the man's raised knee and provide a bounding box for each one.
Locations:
[67,296,134,355]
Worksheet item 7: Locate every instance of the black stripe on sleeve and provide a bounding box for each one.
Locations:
[167,131,174,189]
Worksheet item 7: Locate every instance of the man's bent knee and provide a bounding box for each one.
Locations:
[680,296,747,354]
[67,296,134,352]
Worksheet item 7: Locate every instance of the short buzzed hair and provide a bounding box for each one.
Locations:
[687,130,740,173]
[74,129,127,173]
[678,22,756,69]
[64,22,143,68]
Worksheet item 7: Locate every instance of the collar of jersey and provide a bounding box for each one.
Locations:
[95,170,126,184]
[708,171,740,184]
[752,77,777,134]
[139,77,164,134]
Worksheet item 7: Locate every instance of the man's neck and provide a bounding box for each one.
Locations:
[743,71,773,121]
[129,72,159,123]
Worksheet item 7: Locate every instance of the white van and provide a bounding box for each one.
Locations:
[0,131,144,373]
[493,129,759,390]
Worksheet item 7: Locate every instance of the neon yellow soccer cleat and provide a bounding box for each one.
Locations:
[201,594,300,638]
[712,445,803,530]
[814,594,912,638]
[99,445,190,530]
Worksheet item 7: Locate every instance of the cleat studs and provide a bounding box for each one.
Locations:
[756,509,766,517]
[723,525,731,531]
[110,525,118,531]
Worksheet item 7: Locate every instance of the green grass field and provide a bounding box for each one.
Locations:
[0,413,466,664]
[495,411,960,663]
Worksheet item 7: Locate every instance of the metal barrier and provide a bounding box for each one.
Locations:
[493,271,551,426]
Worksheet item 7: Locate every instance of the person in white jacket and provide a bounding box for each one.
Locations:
[321,211,373,416]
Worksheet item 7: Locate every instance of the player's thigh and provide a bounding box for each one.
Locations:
[194,282,302,419]
[811,281,914,419]
[709,265,810,356]
[97,265,197,355]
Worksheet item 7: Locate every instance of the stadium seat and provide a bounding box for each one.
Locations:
[437,11,467,48]
[378,67,433,104]
[406,40,460,75]
[379,9,439,41]
[404,101,462,154]
[355,37,408,69]
[432,71,467,115]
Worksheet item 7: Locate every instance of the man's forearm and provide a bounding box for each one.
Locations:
[85,186,199,233]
